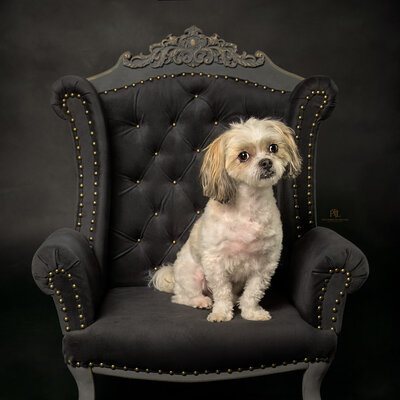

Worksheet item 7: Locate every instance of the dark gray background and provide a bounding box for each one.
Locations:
[0,0,398,399]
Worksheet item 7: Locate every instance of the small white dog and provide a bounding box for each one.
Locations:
[151,118,301,322]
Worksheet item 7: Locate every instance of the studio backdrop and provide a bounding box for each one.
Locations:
[0,1,398,399]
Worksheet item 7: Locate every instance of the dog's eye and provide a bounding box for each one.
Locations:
[238,151,250,162]
[269,144,279,153]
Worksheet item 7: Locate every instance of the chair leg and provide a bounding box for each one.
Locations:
[302,361,331,400]
[68,365,95,400]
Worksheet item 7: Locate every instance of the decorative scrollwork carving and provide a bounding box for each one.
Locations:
[123,26,266,69]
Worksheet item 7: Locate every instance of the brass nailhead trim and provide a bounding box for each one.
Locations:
[70,357,329,375]
[62,92,99,244]
[47,268,87,332]
[293,89,328,238]
[100,72,286,97]
[317,267,352,330]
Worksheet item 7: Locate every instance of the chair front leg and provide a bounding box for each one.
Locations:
[302,359,332,400]
[68,365,95,400]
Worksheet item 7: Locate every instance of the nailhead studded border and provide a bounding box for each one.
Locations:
[67,356,329,376]
[100,71,288,95]
[293,90,329,239]
[48,268,87,332]
[62,93,99,248]
[316,267,352,331]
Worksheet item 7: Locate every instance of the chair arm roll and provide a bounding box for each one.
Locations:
[32,228,103,333]
[289,226,369,333]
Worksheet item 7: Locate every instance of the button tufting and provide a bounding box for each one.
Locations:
[102,72,293,286]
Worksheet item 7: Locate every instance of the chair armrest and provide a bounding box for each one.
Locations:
[32,228,103,334]
[289,226,369,333]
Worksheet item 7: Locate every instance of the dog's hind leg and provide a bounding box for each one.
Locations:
[171,245,212,309]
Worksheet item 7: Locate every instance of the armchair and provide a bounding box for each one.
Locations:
[32,26,368,400]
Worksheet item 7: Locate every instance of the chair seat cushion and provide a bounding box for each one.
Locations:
[63,286,337,375]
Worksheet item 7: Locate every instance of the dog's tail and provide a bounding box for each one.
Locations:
[149,265,175,293]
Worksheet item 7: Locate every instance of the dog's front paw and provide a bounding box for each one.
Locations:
[241,307,271,321]
[193,296,213,309]
[207,311,233,322]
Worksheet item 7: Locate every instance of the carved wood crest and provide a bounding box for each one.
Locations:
[122,26,266,69]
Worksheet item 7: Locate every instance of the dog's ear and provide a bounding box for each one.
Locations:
[281,124,302,178]
[201,133,237,203]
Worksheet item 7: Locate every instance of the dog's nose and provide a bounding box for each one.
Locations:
[259,158,273,170]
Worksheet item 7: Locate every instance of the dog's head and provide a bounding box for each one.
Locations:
[201,117,302,203]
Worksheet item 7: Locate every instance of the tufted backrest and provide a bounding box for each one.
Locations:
[51,28,337,290]
[100,74,296,287]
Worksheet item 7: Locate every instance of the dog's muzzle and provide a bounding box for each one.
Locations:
[259,158,275,179]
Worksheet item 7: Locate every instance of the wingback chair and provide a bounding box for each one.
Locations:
[32,26,369,400]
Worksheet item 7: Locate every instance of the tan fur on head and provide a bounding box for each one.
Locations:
[201,133,237,203]
[201,118,301,204]
[273,121,302,178]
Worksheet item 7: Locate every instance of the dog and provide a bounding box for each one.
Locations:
[150,117,301,322]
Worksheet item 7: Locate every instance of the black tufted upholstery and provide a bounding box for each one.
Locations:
[102,75,292,286]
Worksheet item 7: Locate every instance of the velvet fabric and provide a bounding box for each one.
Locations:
[32,228,103,331]
[290,227,369,332]
[63,286,337,373]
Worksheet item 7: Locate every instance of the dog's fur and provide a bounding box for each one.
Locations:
[150,118,301,322]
